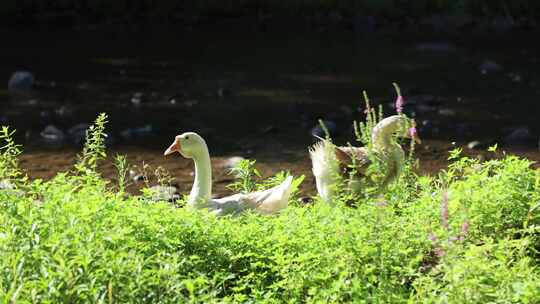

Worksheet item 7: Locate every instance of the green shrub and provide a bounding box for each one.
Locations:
[1,116,539,303]
[413,238,540,304]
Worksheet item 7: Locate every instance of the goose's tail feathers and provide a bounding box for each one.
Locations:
[309,139,339,202]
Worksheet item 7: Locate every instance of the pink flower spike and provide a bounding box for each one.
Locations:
[440,192,449,231]
[434,247,446,257]
[459,221,470,241]
[395,95,404,114]
[408,126,417,138]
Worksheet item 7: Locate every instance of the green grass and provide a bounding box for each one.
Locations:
[1,115,540,303]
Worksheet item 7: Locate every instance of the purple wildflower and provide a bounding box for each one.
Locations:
[409,126,417,138]
[428,232,438,243]
[458,220,470,241]
[395,95,404,114]
[392,82,404,114]
[376,200,388,208]
[440,191,449,231]
[434,247,446,257]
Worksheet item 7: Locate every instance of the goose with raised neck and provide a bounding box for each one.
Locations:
[165,132,295,215]
[309,115,420,203]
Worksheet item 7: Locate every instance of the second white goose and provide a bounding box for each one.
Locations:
[309,115,421,203]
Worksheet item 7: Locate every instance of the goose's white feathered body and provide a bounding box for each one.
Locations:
[209,175,293,216]
[165,132,294,216]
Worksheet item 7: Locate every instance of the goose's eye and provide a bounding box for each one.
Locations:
[185,136,190,140]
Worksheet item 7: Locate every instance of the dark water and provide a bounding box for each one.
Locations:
[2,26,540,195]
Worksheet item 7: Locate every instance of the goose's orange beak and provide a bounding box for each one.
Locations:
[164,139,181,156]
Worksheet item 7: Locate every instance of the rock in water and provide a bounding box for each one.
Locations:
[120,125,154,140]
[67,123,90,146]
[415,42,457,53]
[467,139,495,150]
[40,125,65,143]
[8,71,34,92]
[131,92,144,106]
[479,60,502,74]
[503,127,535,146]
[311,120,338,139]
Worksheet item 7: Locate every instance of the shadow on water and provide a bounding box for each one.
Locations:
[2,26,540,196]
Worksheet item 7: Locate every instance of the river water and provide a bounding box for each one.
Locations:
[2,26,539,197]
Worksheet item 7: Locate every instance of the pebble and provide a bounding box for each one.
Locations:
[438,108,456,116]
[217,88,233,98]
[27,99,39,106]
[133,174,145,182]
[40,125,65,143]
[503,127,536,146]
[415,42,457,53]
[467,139,494,150]
[479,60,502,74]
[8,71,34,92]
[148,185,180,202]
[120,125,154,140]
[55,105,74,117]
[467,141,482,150]
[507,72,522,83]
[490,16,514,32]
[183,100,198,107]
[260,125,277,134]
[311,119,338,139]
[415,104,437,113]
[298,196,314,205]
[131,92,144,106]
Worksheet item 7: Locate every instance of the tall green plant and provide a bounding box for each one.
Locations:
[75,113,108,174]
[227,159,261,193]
[114,154,129,194]
[0,126,25,183]
[353,91,384,147]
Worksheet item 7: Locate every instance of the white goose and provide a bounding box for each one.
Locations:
[309,115,421,202]
[164,132,294,216]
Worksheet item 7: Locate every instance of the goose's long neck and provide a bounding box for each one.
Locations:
[372,122,397,151]
[370,116,406,187]
[188,147,212,208]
